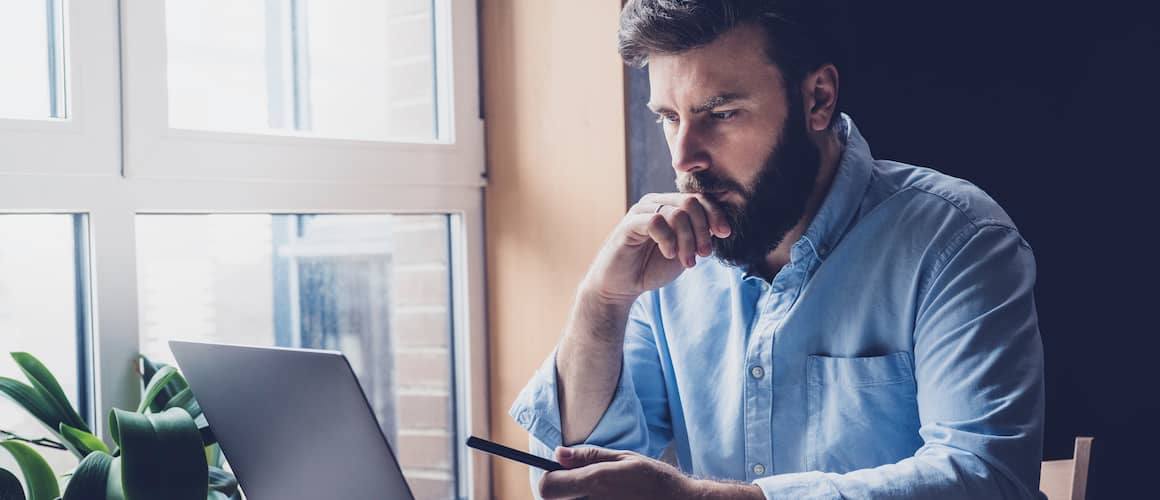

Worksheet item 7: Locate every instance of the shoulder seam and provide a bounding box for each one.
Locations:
[903,183,1016,230]
[917,223,1030,310]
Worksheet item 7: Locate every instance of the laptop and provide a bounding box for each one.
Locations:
[169,340,416,500]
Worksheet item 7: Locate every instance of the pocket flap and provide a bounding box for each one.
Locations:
[808,352,914,386]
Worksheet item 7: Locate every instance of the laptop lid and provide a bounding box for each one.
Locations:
[169,340,416,500]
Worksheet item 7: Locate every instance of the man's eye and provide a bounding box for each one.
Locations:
[711,110,737,120]
[655,114,678,124]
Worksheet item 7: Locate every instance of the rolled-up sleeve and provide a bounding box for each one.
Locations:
[508,295,672,494]
[754,224,1046,499]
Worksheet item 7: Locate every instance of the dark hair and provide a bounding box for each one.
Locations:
[618,0,847,92]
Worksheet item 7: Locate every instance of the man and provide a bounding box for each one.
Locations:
[509,1,1045,498]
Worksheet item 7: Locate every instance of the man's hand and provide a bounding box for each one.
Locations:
[556,193,731,445]
[538,446,764,500]
[581,193,731,308]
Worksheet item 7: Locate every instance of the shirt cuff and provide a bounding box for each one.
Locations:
[508,346,643,453]
[752,471,840,500]
[509,350,566,449]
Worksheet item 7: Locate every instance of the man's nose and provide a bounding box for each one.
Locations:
[670,123,709,175]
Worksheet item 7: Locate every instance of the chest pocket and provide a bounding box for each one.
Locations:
[806,352,923,473]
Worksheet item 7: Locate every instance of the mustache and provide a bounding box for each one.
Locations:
[676,171,746,196]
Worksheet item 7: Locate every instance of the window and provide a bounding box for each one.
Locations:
[0,215,90,479]
[165,0,438,142]
[123,0,481,183]
[1,0,486,497]
[0,0,67,120]
[136,214,457,498]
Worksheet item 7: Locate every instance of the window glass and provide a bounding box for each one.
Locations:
[136,213,455,499]
[0,214,87,485]
[165,0,438,142]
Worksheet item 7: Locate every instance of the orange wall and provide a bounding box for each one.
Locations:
[481,1,628,498]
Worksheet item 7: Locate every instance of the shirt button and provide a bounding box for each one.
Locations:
[750,366,765,379]
[752,463,766,475]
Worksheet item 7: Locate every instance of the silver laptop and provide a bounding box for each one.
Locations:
[169,340,416,500]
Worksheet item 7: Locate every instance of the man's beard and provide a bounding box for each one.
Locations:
[677,106,820,271]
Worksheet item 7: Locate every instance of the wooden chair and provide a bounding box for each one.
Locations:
[1040,437,1093,500]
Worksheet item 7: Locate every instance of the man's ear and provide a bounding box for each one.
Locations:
[802,63,839,131]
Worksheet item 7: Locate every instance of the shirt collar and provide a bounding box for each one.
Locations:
[794,113,875,262]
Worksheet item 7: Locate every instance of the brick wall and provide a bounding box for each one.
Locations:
[390,215,456,500]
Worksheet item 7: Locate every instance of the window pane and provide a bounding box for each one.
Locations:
[0,0,68,119]
[136,214,455,500]
[0,214,86,484]
[165,0,439,142]
[165,1,271,132]
[306,0,437,141]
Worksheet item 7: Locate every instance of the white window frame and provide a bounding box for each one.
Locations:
[120,0,485,186]
[0,0,120,176]
[0,1,490,498]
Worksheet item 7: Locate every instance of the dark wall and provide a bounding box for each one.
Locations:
[625,2,1158,498]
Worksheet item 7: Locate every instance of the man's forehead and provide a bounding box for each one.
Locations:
[645,56,778,112]
[644,25,782,111]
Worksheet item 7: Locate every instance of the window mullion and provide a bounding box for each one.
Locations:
[72,214,93,426]
[289,0,312,131]
[87,205,143,443]
[45,0,68,118]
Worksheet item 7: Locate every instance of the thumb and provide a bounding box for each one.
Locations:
[555,446,622,468]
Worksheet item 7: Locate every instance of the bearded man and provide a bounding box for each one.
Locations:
[509,1,1046,498]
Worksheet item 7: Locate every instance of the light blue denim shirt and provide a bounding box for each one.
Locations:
[510,114,1045,499]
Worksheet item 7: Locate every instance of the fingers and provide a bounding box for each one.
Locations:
[538,466,593,500]
[539,460,626,500]
[631,210,695,269]
[555,446,622,468]
[676,197,712,258]
[636,211,693,268]
[636,193,732,239]
[669,208,698,268]
[643,212,678,260]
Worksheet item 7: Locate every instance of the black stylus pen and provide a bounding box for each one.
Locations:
[466,436,567,472]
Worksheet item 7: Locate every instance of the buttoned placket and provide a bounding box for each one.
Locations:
[743,278,773,481]
[743,240,820,481]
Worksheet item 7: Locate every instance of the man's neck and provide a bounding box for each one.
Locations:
[752,127,844,281]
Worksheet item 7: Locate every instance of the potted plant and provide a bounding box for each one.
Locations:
[0,352,240,500]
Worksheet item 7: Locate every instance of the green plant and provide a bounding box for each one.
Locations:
[0,352,241,500]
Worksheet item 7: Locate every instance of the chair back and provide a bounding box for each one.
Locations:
[1040,437,1093,500]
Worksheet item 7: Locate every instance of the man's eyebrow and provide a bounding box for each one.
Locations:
[646,102,671,114]
[691,94,746,113]
[647,94,748,115]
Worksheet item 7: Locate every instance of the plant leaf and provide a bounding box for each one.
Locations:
[138,357,187,412]
[204,444,222,469]
[60,451,112,500]
[161,388,201,420]
[104,457,124,500]
[208,491,245,500]
[109,408,207,500]
[0,378,58,437]
[107,414,121,450]
[136,365,179,414]
[0,467,26,500]
[0,441,61,500]
[57,425,108,459]
[10,354,88,434]
[207,466,238,497]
